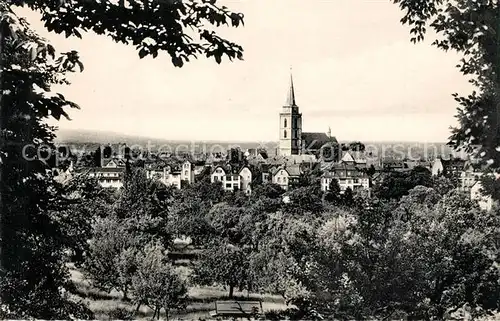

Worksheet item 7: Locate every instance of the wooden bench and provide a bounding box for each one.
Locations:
[209,300,263,319]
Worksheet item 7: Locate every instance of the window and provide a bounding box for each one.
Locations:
[226,183,232,189]
[214,176,218,181]
[278,177,281,183]
[284,118,287,127]
[184,170,188,176]
[284,130,287,138]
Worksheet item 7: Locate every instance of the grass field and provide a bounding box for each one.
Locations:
[68,264,287,320]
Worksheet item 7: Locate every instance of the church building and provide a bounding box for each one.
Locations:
[278,72,338,157]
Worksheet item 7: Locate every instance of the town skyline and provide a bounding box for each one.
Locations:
[17,0,472,143]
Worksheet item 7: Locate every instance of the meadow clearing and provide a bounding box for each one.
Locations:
[68,263,288,320]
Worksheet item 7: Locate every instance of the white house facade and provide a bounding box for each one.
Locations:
[210,165,253,194]
[87,167,125,189]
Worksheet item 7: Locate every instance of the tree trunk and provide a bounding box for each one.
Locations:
[165,306,169,321]
[229,285,234,298]
[152,307,157,320]
[135,303,141,315]
[0,6,5,276]
[74,248,84,264]
[156,307,160,320]
[497,2,500,128]
[123,285,129,301]
[495,2,500,151]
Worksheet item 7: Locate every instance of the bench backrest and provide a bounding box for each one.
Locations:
[215,300,262,316]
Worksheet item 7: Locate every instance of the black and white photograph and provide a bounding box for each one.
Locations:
[1,0,500,320]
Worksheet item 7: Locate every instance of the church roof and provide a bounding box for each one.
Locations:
[301,132,338,151]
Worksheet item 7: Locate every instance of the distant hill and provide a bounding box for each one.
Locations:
[55,129,463,160]
[56,128,177,145]
[54,129,279,154]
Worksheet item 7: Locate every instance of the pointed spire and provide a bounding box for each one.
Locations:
[285,67,296,106]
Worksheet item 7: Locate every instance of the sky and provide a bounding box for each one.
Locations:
[17,0,473,142]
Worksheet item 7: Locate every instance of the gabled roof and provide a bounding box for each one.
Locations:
[246,154,267,165]
[271,164,301,177]
[211,163,252,175]
[269,166,280,175]
[103,158,126,168]
[211,164,229,175]
[322,162,368,178]
[341,151,367,163]
[238,165,252,174]
[285,165,301,177]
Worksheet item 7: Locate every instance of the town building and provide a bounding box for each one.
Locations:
[459,162,484,191]
[146,160,195,189]
[321,162,370,194]
[431,157,466,176]
[210,164,253,195]
[86,166,125,189]
[270,165,301,190]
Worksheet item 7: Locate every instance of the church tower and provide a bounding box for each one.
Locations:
[279,71,302,156]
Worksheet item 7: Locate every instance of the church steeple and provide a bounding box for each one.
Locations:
[285,68,296,107]
[279,67,302,157]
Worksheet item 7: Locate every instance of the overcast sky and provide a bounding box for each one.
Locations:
[18,0,472,142]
